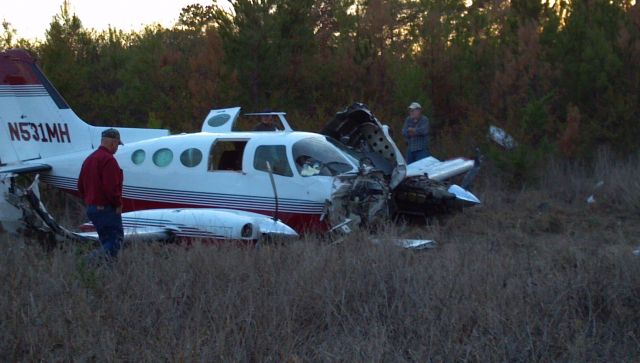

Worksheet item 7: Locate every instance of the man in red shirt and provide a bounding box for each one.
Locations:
[77,128,124,261]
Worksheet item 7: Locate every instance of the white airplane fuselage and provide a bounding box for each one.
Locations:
[39,131,339,233]
[1,49,479,239]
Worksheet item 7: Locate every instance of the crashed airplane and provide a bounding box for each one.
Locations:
[0,49,480,249]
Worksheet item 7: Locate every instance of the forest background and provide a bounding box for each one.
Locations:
[2,0,639,183]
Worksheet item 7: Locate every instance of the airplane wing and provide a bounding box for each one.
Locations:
[11,176,297,244]
[406,156,475,180]
[0,163,51,175]
[76,226,176,243]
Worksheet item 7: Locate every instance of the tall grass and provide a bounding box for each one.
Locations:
[1,155,640,361]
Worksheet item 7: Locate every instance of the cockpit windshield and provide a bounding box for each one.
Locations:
[326,137,360,164]
[292,137,355,176]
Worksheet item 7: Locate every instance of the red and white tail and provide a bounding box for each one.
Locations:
[0,49,168,165]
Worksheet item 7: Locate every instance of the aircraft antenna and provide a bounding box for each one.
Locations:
[265,161,279,221]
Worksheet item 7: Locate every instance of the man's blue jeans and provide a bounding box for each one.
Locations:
[406,149,430,164]
[86,205,123,259]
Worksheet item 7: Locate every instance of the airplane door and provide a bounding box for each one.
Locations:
[202,138,274,211]
[246,143,332,207]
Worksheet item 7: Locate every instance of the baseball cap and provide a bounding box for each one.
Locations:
[102,128,123,145]
[408,102,422,110]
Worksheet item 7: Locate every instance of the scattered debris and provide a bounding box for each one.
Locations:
[488,125,517,149]
[586,180,604,204]
[395,239,437,250]
[372,238,437,250]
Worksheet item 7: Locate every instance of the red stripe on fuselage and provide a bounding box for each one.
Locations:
[122,197,327,233]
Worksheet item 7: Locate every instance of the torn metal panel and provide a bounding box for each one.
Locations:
[321,103,406,188]
[0,174,95,243]
[24,177,98,243]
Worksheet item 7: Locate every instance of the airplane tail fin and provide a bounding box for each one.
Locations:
[0,49,168,166]
[0,49,96,164]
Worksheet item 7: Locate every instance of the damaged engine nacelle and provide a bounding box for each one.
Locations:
[321,103,480,230]
[324,168,391,232]
[393,175,459,215]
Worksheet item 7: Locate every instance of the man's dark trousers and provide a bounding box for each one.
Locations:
[406,149,430,164]
[87,205,123,258]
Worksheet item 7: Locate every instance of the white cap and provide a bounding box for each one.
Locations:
[408,102,422,110]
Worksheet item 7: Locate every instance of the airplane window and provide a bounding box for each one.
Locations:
[153,148,173,167]
[131,149,145,165]
[207,114,231,127]
[292,137,354,176]
[208,140,247,171]
[180,148,203,168]
[253,145,293,177]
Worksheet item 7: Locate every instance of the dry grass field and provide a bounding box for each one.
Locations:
[2,152,640,361]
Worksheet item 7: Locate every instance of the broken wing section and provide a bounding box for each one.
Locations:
[0,175,98,243]
[406,156,475,181]
[2,174,176,244]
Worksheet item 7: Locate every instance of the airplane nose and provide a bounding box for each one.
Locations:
[257,219,299,237]
[447,184,481,204]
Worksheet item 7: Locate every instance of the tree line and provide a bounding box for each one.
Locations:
[2,0,639,182]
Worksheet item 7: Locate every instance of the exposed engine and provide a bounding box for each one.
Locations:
[393,175,459,215]
[321,103,480,233]
[323,164,391,232]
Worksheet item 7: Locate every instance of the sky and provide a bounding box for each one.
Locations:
[1,0,217,40]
